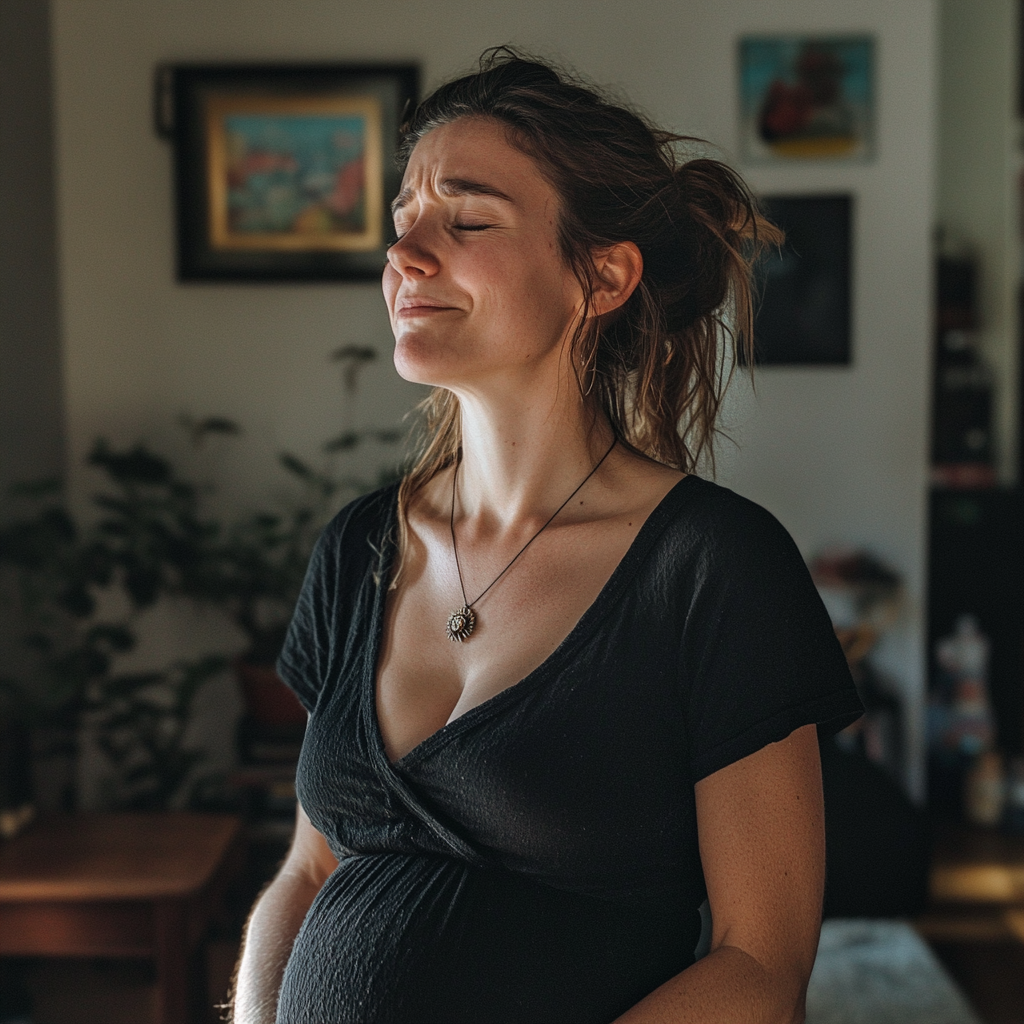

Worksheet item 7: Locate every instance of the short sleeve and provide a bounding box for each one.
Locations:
[276,490,387,714]
[276,524,341,714]
[681,493,863,782]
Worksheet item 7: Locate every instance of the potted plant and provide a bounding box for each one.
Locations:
[177,345,401,732]
[0,344,401,801]
[0,446,227,809]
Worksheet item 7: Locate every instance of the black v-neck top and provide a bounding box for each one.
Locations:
[275,476,861,1024]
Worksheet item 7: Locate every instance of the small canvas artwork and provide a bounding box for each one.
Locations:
[207,97,382,252]
[739,36,874,163]
[753,194,852,366]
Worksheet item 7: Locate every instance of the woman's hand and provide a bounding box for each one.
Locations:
[614,723,824,1023]
[230,802,338,1024]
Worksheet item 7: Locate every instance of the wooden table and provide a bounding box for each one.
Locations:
[916,821,1024,944]
[0,813,243,1024]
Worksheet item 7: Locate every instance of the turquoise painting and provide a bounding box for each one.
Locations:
[739,36,874,163]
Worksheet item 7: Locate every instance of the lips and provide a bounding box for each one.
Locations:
[396,296,457,315]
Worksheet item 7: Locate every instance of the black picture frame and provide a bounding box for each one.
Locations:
[753,194,853,365]
[165,63,418,282]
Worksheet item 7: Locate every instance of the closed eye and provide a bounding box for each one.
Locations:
[387,224,491,248]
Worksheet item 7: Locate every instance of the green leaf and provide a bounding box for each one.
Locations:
[101,672,163,698]
[279,453,315,480]
[124,566,162,608]
[330,345,376,364]
[22,631,55,653]
[89,442,172,485]
[323,432,362,453]
[193,416,240,438]
[331,345,377,394]
[85,623,136,653]
[59,584,95,618]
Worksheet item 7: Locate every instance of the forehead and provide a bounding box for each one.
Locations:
[398,117,555,207]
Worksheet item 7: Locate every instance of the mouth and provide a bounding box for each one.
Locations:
[396,297,458,317]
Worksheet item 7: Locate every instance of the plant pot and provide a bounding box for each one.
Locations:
[234,657,307,727]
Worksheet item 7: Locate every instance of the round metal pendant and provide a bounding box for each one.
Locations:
[446,605,476,642]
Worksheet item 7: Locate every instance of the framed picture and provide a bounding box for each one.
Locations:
[165,64,418,281]
[753,194,852,366]
[738,36,874,164]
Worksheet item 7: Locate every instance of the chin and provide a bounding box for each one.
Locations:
[392,336,458,389]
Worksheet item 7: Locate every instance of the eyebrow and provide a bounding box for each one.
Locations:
[391,178,516,215]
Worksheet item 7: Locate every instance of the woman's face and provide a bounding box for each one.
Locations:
[382,117,582,395]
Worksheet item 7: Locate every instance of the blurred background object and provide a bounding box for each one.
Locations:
[0,704,33,841]
[809,547,931,924]
[931,251,999,489]
[811,546,905,777]
[753,194,853,365]
[928,490,1024,820]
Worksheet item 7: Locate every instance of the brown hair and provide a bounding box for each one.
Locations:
[392,48,779,564]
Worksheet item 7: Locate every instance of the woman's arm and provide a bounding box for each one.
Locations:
[231,802,339,1024]
[614,723,825,1024]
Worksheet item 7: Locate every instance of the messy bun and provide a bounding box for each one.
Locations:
[395,47,780,524]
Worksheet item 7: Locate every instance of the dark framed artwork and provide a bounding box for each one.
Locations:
[163,64,418,281]
[738,36,874,164]
[753,195,853,366]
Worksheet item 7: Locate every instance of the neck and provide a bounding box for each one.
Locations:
[452,386,614,534]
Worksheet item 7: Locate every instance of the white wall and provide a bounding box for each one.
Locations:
[937,0,1019,484]
[50,0,938,799]
[0,0,64,511]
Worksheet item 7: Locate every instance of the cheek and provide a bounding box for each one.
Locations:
[483,244,576,320]
[513,254,580,328]
[381,265,400,317]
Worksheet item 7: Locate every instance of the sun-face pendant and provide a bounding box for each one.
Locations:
[446,605,476,642]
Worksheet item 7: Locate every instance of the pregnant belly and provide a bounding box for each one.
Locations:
[276,853,693,1024]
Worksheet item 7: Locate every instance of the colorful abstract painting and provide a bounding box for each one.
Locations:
[739,36,874,163]
[207,96,382,251]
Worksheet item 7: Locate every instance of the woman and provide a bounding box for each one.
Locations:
[233,50,861,1024]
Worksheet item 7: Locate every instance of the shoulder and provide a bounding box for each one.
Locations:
[277,483,400,708]
[656,475,803,573]
[666,480,861,779]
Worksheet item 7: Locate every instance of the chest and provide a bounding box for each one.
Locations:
[374,512,646,763]
[297,557,699,898]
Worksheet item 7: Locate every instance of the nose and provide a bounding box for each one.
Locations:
[385,220,441,279]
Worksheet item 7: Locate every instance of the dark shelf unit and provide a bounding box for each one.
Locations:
[927,487,1024,762]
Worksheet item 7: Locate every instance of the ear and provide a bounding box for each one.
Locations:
[589,241,643,318]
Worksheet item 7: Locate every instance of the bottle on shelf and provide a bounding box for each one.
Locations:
[931,251,997,489]
[964,750,1005,827]
[934,614,994,756]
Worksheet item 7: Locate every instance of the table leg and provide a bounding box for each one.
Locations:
[154,900,189,1024]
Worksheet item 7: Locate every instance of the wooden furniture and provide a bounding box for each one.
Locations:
[916,821,1024,944]
[0,812,243,1024]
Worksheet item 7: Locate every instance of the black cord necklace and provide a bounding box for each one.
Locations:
[445,436,617,642]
